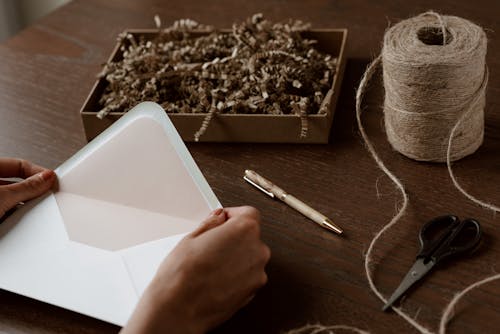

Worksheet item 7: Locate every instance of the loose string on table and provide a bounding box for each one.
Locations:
[358,11,500,334]
[286,10,499,334]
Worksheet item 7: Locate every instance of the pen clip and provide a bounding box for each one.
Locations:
[243,176,275,198]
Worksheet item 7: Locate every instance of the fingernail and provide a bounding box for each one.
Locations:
[40,170,54,181]
[211,208,223,216]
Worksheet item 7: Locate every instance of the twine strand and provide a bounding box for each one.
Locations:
[446,100,500,212]
[286,11,499,334]
[356,55,433,334]
[438,274,500,333]
[355,10,499,334]
[424,11,448,45]
[285,324,370,334]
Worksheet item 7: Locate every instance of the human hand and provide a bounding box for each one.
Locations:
[0,158,56,218]
[122,206,271,334]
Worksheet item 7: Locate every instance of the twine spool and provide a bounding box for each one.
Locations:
[381,12,488,162]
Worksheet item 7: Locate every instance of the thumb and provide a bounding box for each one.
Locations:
[0,170,55,216]
[191,208,227,237]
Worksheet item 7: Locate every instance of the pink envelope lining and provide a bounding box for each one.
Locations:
[55,117,210,250]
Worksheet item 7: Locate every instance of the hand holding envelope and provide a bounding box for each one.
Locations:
[0,166,270,333]
[0,158,56,218]
[0,169,270,333]
[123,206,270,333]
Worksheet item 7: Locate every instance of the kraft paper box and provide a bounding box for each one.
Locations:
[0,102,220,325]
[80,29,348,143]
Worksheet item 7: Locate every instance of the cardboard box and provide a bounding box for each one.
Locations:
[80,29,347,143]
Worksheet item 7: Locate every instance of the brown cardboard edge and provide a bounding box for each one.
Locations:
[80,29,348,143]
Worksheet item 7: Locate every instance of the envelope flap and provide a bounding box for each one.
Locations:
[55,192,199,251]
[56,102,220,221]
[54,102,220,250]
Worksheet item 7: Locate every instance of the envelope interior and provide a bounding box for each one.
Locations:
[55,116,210,251]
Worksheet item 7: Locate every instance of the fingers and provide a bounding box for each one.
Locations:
[224,206,261,221]
[0,158,47,178]
[191,208,227,237]
[230,215,271,299]
[191,206,261,239]
[0,170,56,217]
[159,205,270,332]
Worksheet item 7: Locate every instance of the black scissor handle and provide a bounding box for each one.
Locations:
[418,216,481,263]
[418,215,458,260]
[439,218,482,260]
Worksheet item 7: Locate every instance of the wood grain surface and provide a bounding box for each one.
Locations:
[0,1,499,333]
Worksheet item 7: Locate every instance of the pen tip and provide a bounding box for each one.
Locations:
[323,219,343,235]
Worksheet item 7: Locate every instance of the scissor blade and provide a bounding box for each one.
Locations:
[382,258,435,311]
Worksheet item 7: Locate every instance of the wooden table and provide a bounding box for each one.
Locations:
[1,1,499,333]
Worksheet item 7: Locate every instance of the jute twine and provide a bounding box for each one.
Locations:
[286,11,499,334]
[382,11,487,162]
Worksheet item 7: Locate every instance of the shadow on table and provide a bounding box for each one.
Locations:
[329,57,382,144]
[213,259,314,334]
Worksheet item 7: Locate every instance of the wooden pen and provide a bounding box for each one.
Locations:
[243,169,343,235]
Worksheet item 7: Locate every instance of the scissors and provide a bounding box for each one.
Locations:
[383,215,482,311]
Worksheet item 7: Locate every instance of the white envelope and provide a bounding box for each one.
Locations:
[0,102,220,326]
